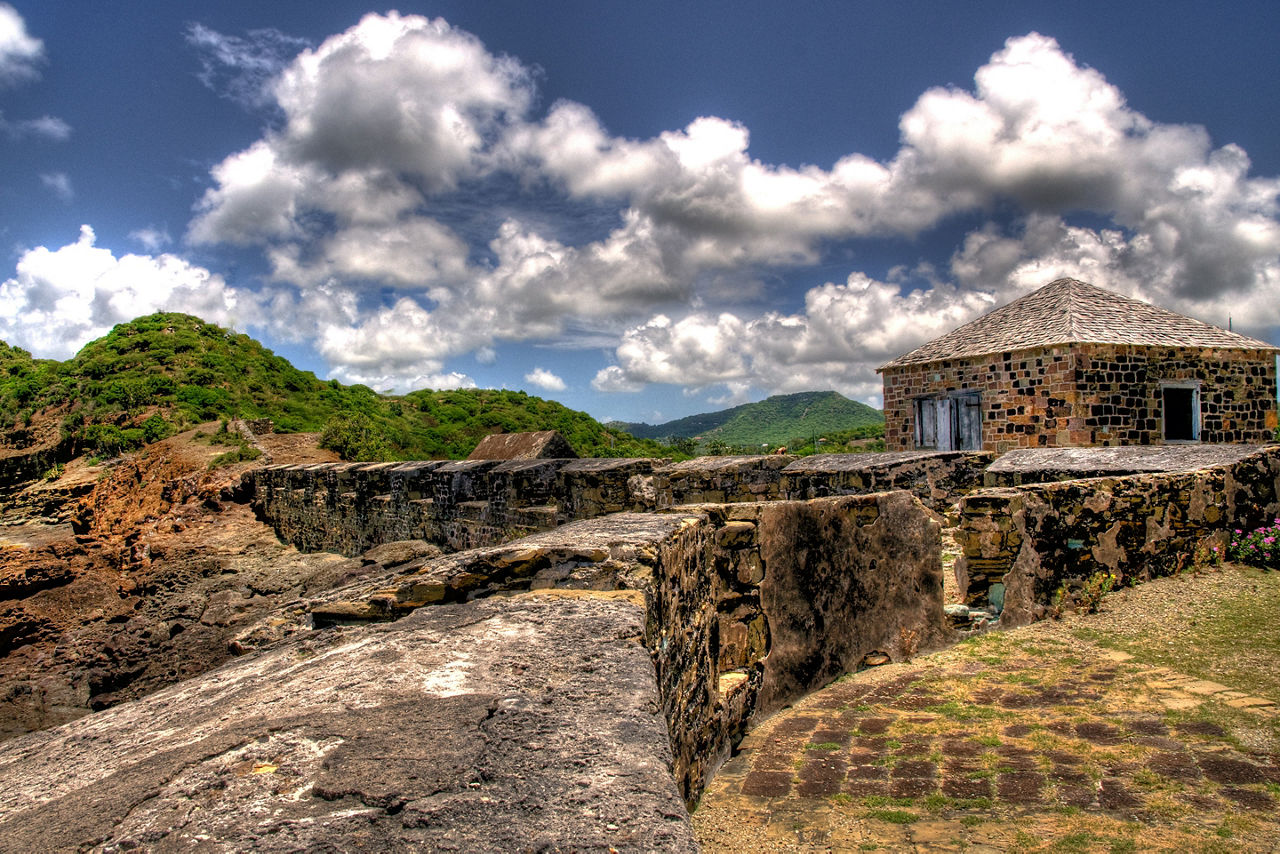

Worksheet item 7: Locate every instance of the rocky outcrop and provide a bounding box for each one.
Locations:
[0,594,698,853]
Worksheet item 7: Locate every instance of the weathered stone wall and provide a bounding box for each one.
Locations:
[252,457,667,556]
[652,454,797,506]
[244,492,946,805]
[252,452,988,557]
[882,344,1277,452]
[781,450,995,510]
[955,446,1280,626]
[1075,344,1277,445]
[882,345,1075,452]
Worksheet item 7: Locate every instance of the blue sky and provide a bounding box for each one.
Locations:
[2,1,1279,425]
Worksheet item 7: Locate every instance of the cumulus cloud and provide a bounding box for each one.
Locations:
[180,16,1279,399]
[0,226,242,359]
[523,367,566,392]
[0,3,42,86]
[593,274,997,405]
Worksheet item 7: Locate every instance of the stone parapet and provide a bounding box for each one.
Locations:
[781,450,995,509]
[0,594,700,852]
[955,446,1280,625]
[250,452,989,557]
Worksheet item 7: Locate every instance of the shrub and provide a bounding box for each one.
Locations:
[210,445,263,468]
[320,411,389,462]
[141,414,171,444]
[81,424,144,457]
[1228,520,1280,570]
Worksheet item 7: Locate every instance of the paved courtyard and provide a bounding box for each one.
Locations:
[695,606,1279,852]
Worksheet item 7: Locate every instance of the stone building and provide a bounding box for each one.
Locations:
[879,278,1279,452]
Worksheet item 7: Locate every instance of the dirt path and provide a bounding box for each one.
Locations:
[694,566,1280,853]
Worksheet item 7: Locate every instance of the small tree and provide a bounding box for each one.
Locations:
[319,411,390,462]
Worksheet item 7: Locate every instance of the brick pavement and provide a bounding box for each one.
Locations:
[694,630,1280,853]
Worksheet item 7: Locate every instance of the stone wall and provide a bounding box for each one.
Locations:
[955,446,1280,626]
[251,457,665,555]
[251,452,989,557]
[882,344,1277,452]
[781,451,995,510]
[244,492,946,804]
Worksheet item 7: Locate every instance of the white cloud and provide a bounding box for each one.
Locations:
[592,274,1002,406]
[185,23,310,108]
[523,367,566,392]
[40,171,72,201]
[129,227,172,252]
[0,3,42,87]
[178,18,1280,402]
[0,226,242,359]
[0,112,69,141]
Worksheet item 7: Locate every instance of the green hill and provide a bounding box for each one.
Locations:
[0,313,666,462]
[614,391,884,450]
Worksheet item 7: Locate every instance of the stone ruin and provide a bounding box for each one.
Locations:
[1,441,1278,850]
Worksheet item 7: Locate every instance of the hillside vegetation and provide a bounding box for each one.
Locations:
[0,313,666,462]
[614,391,884,451]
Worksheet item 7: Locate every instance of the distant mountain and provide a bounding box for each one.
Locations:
[0,313,666,463]
[612,391,884,449]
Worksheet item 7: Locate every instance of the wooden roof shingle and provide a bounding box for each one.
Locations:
[880,278,1277,370]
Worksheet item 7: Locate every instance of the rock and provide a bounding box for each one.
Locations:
[362,539,441,568]
[0,595,698,853]
[862,651,892,666]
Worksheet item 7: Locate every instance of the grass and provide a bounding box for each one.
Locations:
[864,809,919,825]
[1069,565,1280,701]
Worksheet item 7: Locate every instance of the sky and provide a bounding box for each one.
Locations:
[2,2,1279,425]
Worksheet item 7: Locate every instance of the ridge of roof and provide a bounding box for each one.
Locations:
[880,278,1277,370]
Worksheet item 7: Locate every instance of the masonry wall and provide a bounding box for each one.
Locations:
[1075,344,1277,445]
[251,452,991,556]
[882,344,1277,452]
[250,494,946,805]
[954,445,1280,626]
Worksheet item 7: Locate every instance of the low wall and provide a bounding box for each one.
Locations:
[251,457,664,555]
[955,446,1280,625]
[243,492,946,804]
[251,451,989,557]
[781,450,995,510]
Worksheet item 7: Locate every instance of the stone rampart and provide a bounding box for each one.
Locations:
[955,446,1280,625]
[251,451,989,556]
[781,450,995,510]
[241,492,946,804]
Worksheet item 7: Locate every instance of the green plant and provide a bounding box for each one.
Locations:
[210,445,263,468]
[1076,571,1116,613]
[805,742,842,751]
[320,411,390,462]
[1228,519,1280,570]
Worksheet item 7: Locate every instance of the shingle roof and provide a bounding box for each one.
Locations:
[880,278,1277,369]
